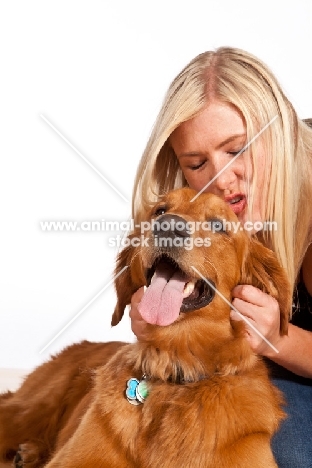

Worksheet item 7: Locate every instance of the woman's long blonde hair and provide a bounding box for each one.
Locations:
[132,47,312,301]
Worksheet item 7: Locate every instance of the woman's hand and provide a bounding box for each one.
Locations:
[230,285,282,356]
[129,287,148,340]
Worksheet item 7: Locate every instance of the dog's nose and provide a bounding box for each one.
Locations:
[153,214,190,240]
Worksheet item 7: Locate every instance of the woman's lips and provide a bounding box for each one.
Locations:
[225,194,247,215]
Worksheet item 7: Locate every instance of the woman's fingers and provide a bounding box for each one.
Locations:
[231,285,281,355]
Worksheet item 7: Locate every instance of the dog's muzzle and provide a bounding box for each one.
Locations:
[144,214,215,315]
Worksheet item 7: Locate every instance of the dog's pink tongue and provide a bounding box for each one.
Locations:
[138,266,186,326]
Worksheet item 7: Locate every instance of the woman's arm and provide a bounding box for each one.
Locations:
[231,285,312,378]
[265,323,312,378]
[266,244,312,377]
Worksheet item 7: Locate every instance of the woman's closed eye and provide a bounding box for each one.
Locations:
[227,147,246,156]
[189,161,206,171]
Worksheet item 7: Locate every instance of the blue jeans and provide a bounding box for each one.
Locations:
[271,376,312,467]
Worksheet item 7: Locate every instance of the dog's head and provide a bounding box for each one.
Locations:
[112,188,290,335]
[112,188,291,380]
[111,189,291,381]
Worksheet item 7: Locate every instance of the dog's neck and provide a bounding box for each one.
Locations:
[128,322,257,384]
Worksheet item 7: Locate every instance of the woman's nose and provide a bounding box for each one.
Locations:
[214,169,236,190]
[208,159,237,193]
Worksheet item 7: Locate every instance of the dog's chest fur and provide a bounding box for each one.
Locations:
[92,345,283,468]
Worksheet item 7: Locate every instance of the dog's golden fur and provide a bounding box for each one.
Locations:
[0,188,290,467]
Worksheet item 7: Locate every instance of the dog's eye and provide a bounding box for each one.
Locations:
[154,206,167,216]
[208,218,227,234]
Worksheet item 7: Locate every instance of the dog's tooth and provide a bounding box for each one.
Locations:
[183,281,195,298]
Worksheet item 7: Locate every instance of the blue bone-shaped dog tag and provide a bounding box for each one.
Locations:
[126,378,141,405]
[126,377,149,405]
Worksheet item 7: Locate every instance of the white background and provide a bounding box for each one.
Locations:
[0,0,311,371]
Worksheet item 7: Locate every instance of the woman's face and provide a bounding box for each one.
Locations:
[170,101,265,226]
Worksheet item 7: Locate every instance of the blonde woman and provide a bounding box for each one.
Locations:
[129,48,312,467]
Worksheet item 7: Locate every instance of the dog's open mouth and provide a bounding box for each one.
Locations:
[138,255,215,326]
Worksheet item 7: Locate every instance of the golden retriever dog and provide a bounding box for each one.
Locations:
[0,188,290,467]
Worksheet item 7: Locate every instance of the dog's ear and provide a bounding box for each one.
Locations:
[111,238,146,326]
[240,237,291,335]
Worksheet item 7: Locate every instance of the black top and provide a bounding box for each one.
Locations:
[266,281,312,383]
[291,281,312,332]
